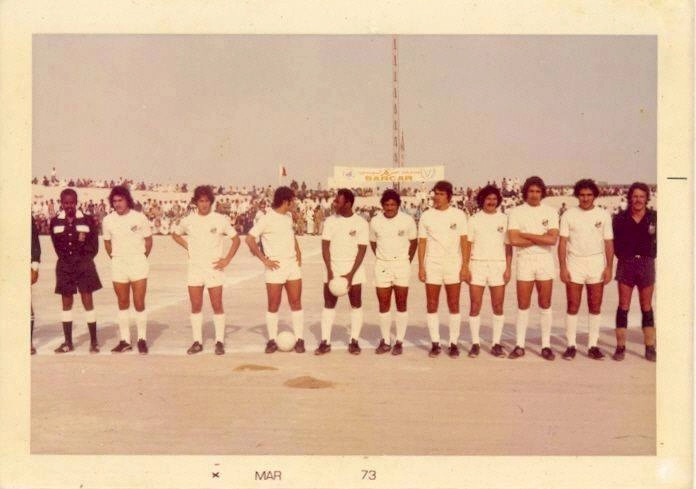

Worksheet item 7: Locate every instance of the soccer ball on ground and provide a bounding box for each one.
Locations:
[276,331,296,352]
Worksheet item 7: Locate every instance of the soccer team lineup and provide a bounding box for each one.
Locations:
[30,176,657,362]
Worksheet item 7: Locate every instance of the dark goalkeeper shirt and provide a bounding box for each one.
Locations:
[612,209,657,260]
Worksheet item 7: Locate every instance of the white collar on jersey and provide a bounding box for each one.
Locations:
[57,209,85,219]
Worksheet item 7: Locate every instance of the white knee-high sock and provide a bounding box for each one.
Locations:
[291,310,304,340]
[213,314,225,343]
[378,311,392,342]
[426,313,440,343]
[469,315,481,345]
[117,309,130,343]
[515,309,529,347]
[191,313,203,342]
[492,314,505,344]
[540,308,552,349]
[265,312,278,340]
[320,308,335,343]
[135,310,147,341]
[588,313,601,347]
[395,311,408,342]
[350,307,363,341]
[565,313,578,347]
[448,313,461,345]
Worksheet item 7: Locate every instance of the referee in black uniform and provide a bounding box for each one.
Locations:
[49,189,102,353]
[612,182,656,362]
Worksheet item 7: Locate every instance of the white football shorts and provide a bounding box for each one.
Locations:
[424,257,462,285]
[265,258,302,284]
[187,262,225,288]
[374,258,411,288]
[469,260,507,287]
[111,254,149,283]
[516,253,555,282]
[567,253,606,285]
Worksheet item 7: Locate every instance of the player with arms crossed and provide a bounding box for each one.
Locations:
[172,185,241,355]
[369,189,418,355]
[315,188,369,355]
[558,179,614,360]
[102,185,153,354]
[418,180,469,358]
[246,186,305,354]
[464,185,512,358]
[49,189,102,353]
[612,182,657,362]
[507,176,559,360]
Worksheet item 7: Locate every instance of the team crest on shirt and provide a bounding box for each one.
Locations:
[130,225,139,232]
[648,223,656,235]
[349,229,357,237]
[497,226,504,233]
[449,223,457,230]
[541,219,549,227]
[398,229,405,236]
[210,227,218,234]
[594,221,602,228]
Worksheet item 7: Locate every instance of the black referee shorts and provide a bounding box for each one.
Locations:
[615,256,655,288]
[55,257,103,295]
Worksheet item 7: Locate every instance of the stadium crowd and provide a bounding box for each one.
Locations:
[31,172,656,237]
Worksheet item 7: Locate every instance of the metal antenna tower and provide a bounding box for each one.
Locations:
[392,35,405,169]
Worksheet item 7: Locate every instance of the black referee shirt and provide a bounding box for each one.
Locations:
[49,210,99,260]
[612,209,657,259]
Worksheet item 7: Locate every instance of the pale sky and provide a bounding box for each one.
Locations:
[33,35,656,188]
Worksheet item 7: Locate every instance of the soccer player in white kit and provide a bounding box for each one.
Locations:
[315,188,369,355]
[369,189,417,355]
[246,186,305,354]
[172,186,241,355]
[507,176,559,361]
[102,186,153,354]
[464,185,512,358]
[558,179,614,360]
[417,180,469,358]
